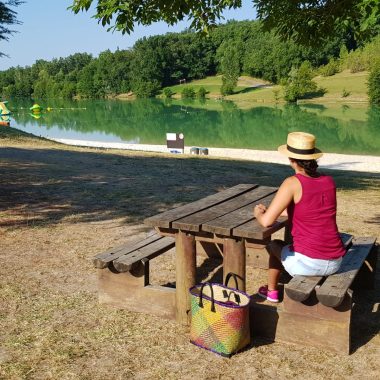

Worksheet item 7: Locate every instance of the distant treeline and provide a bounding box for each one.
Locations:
[0,20,376,99]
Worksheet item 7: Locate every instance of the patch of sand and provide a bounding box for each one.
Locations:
[52,138,380,173]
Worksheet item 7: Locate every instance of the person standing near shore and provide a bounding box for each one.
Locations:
[253,132,345,303]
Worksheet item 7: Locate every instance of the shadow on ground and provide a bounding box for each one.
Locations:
[0,146,379,228]
[351,249,380,353]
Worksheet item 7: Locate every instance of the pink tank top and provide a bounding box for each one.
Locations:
[287,173,345,260]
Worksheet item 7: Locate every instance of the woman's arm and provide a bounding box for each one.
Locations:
[254,177,296,227]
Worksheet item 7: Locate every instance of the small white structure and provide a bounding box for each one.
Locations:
[166,133,184,154]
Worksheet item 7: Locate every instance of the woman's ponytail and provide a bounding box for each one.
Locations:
[294,159,319,177]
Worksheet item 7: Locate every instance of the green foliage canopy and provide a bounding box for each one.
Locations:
[0,20,375,100]
[70,1,380,45]
[255,0,380,46]
[0,0,22,56]
[368,60,380,105]
[69,0,242,35]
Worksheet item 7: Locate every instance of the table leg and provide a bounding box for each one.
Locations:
[223,238,246,291]
[175,231,196,325]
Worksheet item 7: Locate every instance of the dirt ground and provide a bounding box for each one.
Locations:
[0,131,379,379]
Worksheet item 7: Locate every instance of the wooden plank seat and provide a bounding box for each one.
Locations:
[93,233,175,272]
[93,233,177,319]
[316,236,377,307]
[251,235,377,354]
[284,232,354,303]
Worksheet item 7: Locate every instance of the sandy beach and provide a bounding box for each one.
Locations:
[52,138,380,173]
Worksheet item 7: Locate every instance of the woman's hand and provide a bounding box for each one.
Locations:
[254,203,267,218]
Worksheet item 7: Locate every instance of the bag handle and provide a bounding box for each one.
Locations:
[223,273,242,304]
[224,272,241,289]
[226,290,241,304]
[198,282,216,313]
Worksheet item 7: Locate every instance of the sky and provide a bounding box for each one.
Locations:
[0,0,256,71]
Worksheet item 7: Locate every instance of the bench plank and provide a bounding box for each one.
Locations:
[316,236,376,307]
[202,188,277,236]
[172,186,270,232]
[144,184,257,228]
[284,233,354,302]
[285,276,323,302]
[93,233,162,269]
[113,236,175,272]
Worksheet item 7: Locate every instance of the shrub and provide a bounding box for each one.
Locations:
[319,58,340,77]
[163,87,173,98]
[197,87,207,98]
[347,50,367,73]
[132,79,160,98]
[341,88,350,98]
[220,82,234,96]
[181,87,196,99]
[273,88,280,102]
[368,60,380,105]
[344,36,380,73]
[284,62,318,102]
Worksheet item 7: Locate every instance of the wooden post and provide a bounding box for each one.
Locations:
[175,231,196,325]
[223,238,246,291]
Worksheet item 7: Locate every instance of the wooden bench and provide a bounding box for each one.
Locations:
[93,233,176,319]
[251,235,377,354]
[284,232,354,303]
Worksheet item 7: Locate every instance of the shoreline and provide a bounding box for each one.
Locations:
[52,138,380,173]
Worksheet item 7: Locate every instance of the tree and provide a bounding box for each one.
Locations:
[218,42,240,95]
[0,1,22,56]
[197,87,206,98]
[283,61,318,103]
[254,1,380,46]
[368,60,380,105]
[70,0,242,35]
[70,1,380,45]
[130,39,163,97]
[181,87,195,99]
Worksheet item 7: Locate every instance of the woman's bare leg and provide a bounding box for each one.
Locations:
[266,240,286,290]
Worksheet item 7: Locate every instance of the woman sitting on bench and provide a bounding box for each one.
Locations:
[253,132,345,303]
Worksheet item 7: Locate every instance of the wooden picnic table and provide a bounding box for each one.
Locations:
[144,184,288,324]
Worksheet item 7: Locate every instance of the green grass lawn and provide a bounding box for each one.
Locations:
[159,70,369,107]
[312,70,368,102]
[160,75,247,97]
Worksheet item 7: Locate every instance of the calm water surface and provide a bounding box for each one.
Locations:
[6,98,380,156]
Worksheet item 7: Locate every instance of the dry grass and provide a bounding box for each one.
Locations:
[0,133,379,379]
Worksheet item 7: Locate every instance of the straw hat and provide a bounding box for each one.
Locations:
[278,132,323,160]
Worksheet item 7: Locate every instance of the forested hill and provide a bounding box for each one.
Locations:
[0,20,374,99]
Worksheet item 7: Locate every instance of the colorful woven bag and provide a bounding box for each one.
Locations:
[189,274,251,357]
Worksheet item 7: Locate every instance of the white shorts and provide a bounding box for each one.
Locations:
[281,245,343,277]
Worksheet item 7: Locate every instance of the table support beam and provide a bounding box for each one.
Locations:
[223,238,246,291]
[175,231,196,325]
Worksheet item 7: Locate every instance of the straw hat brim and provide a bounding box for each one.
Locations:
[278,144,323,160]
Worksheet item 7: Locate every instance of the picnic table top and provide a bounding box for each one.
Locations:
[144,184,287,240]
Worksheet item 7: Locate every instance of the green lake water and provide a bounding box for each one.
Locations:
[5,98,380,156]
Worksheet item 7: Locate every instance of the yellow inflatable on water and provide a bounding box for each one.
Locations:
[30,103,43,113]
[0,101,11,116]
